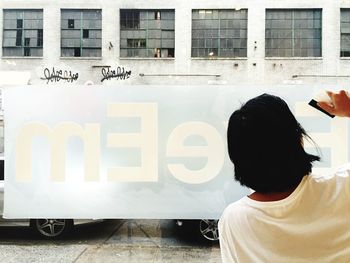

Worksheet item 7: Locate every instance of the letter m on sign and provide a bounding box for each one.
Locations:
[15,123,100,182]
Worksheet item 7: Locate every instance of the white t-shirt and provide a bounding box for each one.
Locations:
[219,163,350,263]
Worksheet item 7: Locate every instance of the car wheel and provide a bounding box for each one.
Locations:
[30,219,73,239]
[199,219,219,242]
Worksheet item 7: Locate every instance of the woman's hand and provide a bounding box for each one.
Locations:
[318,90,350,117]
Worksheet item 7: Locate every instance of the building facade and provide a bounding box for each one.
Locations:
[0,0,350,86]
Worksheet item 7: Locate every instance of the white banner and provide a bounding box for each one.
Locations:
[3,85,349,219]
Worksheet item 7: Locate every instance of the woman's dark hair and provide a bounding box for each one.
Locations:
[227,93,320,193]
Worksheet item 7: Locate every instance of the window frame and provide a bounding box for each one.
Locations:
[265,8,322,58]
[2,9,44,57]
[60,9,102,58]
[191,9,248,59]
[119,9,175,59]
[340,8,350,57]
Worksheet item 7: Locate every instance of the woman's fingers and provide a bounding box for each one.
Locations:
[318,90,350,117]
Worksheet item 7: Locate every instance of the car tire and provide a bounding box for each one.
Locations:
[176,219,219,243]
[30,219,73,239]
[198,219,219,242]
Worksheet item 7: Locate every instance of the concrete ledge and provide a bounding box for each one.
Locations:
[1,57,43,60]
[265,57,323,60]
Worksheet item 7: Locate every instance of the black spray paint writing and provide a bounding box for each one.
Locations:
[41,67,79,84]
[101,66,131,82]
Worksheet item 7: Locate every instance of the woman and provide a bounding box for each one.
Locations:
[219,90,350,262]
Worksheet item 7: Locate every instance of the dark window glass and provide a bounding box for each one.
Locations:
[37,29,43,38]
[24,38,30,46]
[16,30,22,46]
[83,29,89,38]
[24,47,30,56]
[74,47,81,57]
[167,48,175,57]
[120,10,140,29]
[155,11,161,20]
[37,29,43,46]
[342,51,350,56]
[17,19,23,29]
[68,19,75,29]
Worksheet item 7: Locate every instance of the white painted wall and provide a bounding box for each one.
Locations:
[1,0,350,86]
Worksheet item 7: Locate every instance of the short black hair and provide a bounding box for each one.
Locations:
[227,94,320,193]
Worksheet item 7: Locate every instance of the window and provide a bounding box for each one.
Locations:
[24,37,30,46]
[24,47,30,56]
[265,9,322,57]
[341,9,350,57]
[121,10,140,30]
[15,30,22,46]
[155,11,161,20]
[120,9,175,58]
[37,29,43,46]
[3,9,43,57]
[24,38,30,56]
[68,19,75,29]
[191,9,247,58]
[17,19,23,29]
[61,9,102,57]
[83,29,89,39]
[127,39,146,48]
[74,47,81,57]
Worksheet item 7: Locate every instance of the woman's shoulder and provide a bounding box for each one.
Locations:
[220,198,250,223]
[305,163,350,197]
[309,163,350,183]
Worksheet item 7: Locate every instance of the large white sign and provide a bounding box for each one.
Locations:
[3,85,349,219]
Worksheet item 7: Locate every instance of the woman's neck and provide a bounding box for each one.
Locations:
[248,189,295,202]
[248,185,299,202]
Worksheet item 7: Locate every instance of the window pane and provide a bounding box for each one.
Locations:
[81,48,101,57]
[83,29,89,38]
[3,30,17,38]
[68,19,75,29]
[3,47,23,56]
[3,38,16,47]
[17,19,23,28]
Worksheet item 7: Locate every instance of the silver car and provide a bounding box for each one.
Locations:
[0,156,218,241]
[0,157,97,239]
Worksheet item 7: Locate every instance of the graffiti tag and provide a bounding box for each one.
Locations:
[101,66,131,82]
[41,67,79,84]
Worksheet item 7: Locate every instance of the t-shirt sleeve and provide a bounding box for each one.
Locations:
[338,163,350,196]
[325,163,350,196]
[219,213,238,263]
